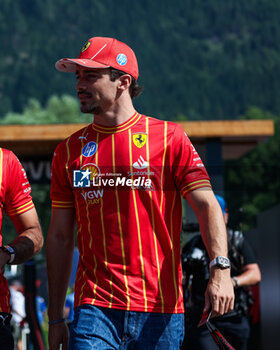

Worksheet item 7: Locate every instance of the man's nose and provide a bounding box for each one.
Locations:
[76,79,86,91]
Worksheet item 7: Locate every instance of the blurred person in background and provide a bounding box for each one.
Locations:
[0,148,44,350]
[35,280,47,327]
[64,286,74,327]
[181,195,261,350]
[9,280,25,350]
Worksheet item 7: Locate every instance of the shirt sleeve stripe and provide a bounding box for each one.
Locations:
[52,200,74,208]
[181,179,212,197]
[7,200,35,216]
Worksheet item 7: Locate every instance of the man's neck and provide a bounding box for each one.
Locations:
[93,103,136,127]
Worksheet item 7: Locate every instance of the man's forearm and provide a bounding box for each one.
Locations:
[199,206,228,261]
[6,208,44,265]
[188,191,228,260]
[233,263,261,287]
[8,225,43,264]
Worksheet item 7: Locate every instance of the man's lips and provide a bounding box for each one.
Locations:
[78,92,91,101]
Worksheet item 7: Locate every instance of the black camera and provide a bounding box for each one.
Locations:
[182,245,208,276]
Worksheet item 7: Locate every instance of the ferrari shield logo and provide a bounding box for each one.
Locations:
[133,133,147,148]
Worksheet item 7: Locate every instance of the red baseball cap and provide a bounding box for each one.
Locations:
[55,37,139,80]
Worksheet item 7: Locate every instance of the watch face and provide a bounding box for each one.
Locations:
[217,256,230,267]
[209,256,231,269]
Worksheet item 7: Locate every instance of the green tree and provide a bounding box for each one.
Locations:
[2,0,280,120]
[0,95,92,124]
[225,107,280,230]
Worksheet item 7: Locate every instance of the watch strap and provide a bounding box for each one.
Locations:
[1,245,15,264]
[232,276,239,287]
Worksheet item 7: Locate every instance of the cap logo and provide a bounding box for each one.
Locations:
[81,42,91,53]
[117,53,127,66]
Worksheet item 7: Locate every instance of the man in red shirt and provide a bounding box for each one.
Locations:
[0,148,43,349]
[47,36,234,350]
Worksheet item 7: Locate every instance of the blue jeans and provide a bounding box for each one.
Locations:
[69,304,184,350]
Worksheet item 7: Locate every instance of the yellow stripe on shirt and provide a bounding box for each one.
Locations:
[7,200,34,216]
[112,134,130,310]
[146,118,165,313]
[181,180,211,197]
[129,129,148,311]
[92,113,141,134]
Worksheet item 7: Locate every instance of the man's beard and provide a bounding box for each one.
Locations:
[80,102,102,115]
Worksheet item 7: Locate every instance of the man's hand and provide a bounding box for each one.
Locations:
[204,268,234,317]
[48,322,69,350]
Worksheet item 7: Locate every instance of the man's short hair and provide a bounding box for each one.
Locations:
[109,68,143,99]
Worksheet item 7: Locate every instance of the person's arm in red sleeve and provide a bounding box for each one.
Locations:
[0,152,43,272]
[0,208,43,270]
[170,125,211,194]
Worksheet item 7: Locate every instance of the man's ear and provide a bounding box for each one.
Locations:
[117,74,132,91]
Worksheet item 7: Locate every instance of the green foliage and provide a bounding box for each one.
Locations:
[1,1,280,120]
[0,95,92,124]
[238,106,275,120]
[1,1,280,233]
[176,113,189,121]
[225,107,280,230]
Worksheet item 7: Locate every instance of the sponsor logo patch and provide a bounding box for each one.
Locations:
[81,189,104,205]
[81,163,100,181]
[116,53,127,66]
[133,156,149,170]
[82,142,97,157]
[73,170,91,188]
[133,133,147,148]
[78,133,89,140]
[81,41,91,53]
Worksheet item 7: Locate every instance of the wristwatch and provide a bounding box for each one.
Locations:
[232,276,239,288]
[209,256,231,269]
[0,245,15,264]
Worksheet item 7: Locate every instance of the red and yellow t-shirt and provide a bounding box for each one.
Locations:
[51,113,211,314]
[0,148,34,312]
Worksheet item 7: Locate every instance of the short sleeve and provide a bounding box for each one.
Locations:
[5,151,34,216]
[241,239,257,265]
[170,124,211,197]
[50,142,74,209]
